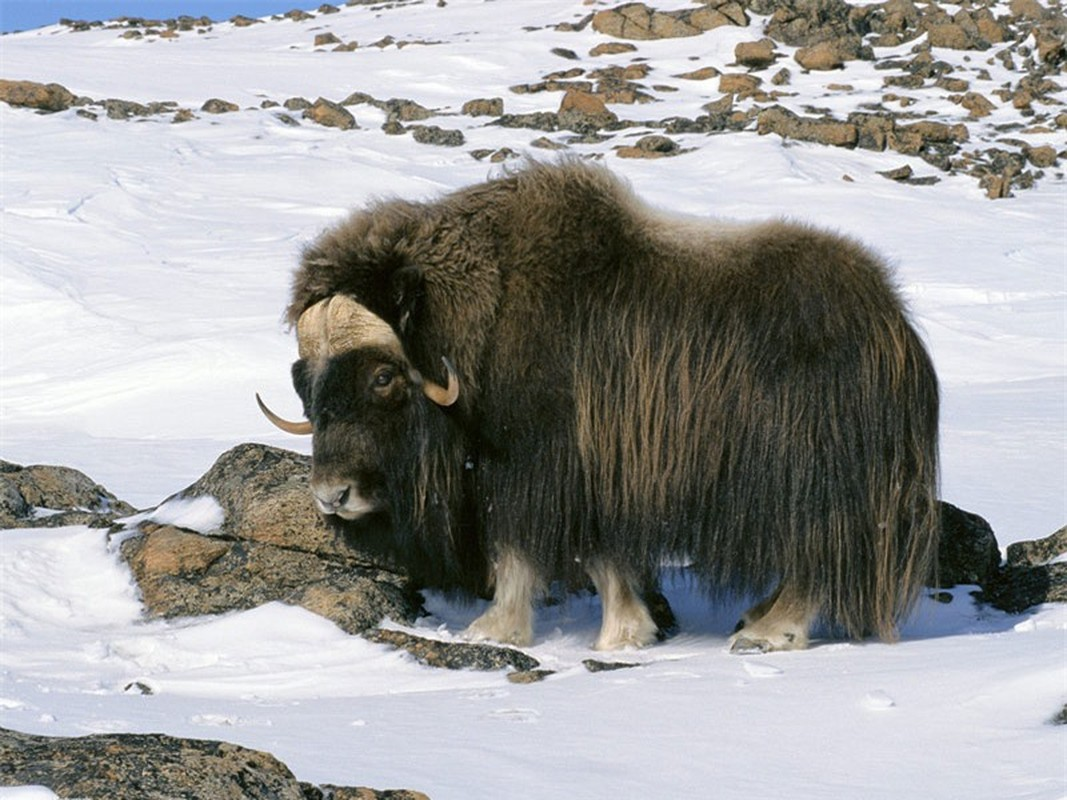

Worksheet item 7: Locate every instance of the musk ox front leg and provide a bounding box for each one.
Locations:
[728,583,818,654]
[464,549,540,647]
[586,561,659,651]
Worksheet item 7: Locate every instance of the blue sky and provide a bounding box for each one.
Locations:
[0,1,297,32]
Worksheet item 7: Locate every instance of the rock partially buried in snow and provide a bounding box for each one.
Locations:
[0,726,429,799]
[0,460,135,529]
[119,443,420,634]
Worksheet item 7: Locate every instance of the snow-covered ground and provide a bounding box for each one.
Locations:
[1,2,1064,798]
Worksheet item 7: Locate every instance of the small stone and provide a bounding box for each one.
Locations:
[303,97,357,130]
[462,97,503,117]
[735,38,776,69]
[558,90,617,132]
[507,669,555,684]
[959,92,996,118]
[589,42,637,57]
[201,98,239,113]
[314,32,341,47]
[718,73,762,96]
[878,164,914,181]
[674,66,720,81]
[410,125,465,146]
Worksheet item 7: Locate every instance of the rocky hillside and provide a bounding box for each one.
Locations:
[1,0,1063,198]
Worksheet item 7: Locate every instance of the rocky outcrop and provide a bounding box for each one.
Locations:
[592,1,748,41]
[983,526,1067,612]
[9,0,1064,196]
[0,460,135,529]
[0,79,77,112]
[0,727,428,800]
[118,443,419,634]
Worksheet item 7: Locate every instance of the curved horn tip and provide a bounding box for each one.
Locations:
[256,392,314,435]
[423,357,460,407]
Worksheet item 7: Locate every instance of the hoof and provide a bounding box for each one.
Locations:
[729,635,772,655]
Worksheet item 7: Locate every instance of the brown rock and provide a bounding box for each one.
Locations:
[201,98,239,113]
[366,629,540,672]
[1009,0,1049,21]
[718,73,762,96]
[0,461,135,529]
[1008,526,1067,566]
[558,89,618,131]
[1024,145,1059,168]
[925,23,984,50]
[735,38,776,69]
[615,134,682,159]
[757,105,858,148]
[959,92,996,118]
[589,42,638,57]
[120,443,419,632]
[303,97,358,130]
[462,97,503,116]
[126,524,229,577]
[0,79,76,112]
[0,727,427,800]
[675,66,720,81]
[314,32,341,47]
[795,40,845,71]
[591,2,746,41]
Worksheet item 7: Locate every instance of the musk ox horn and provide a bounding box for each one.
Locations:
[297,295,402,361]
[422,357,460,407]
[255,393,313,435]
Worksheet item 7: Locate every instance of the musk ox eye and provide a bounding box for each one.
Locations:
[372,368,396,389]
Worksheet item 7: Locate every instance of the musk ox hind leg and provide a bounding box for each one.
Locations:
[728,583,819,654]
[464,549,541,647]
[586,560,660,651]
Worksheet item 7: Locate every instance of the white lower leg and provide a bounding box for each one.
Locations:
[729,584,816,654]
[587,561,659,651]
[465,550,539,647]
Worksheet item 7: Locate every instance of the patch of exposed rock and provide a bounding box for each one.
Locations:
[592,1,748,40]
[119,443,420,634]
[983,525,1067,612]
[0,727,428,800]
[0,460,135,529]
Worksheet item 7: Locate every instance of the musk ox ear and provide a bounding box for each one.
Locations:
[391,265,424,334]
[291,359,313,411]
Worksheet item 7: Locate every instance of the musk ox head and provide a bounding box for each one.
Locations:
[257,294,458,520]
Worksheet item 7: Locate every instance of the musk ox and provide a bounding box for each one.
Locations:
[259,160,940,653]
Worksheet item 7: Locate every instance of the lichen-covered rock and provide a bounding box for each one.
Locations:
[303,97,358,129]
[558,89,618,132]
[0,461,135,529]
[0,727,428,800]
[757,104,858,147]
[120,443,421,633]
[592,1,746,41]
[937,501,1001,588]
[366,628,541,672]
[0,79,76,112]
[201,97,239,113]
[1007,526,1067,567]
[462,96,504,116]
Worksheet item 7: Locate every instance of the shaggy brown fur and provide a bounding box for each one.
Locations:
[285,160,940,643]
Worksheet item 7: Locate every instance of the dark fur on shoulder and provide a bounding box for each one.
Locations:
[288,160,940,641]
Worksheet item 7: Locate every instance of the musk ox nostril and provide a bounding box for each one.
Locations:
[313,484,348,513]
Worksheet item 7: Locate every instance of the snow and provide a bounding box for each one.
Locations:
[1,2,1065,798]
